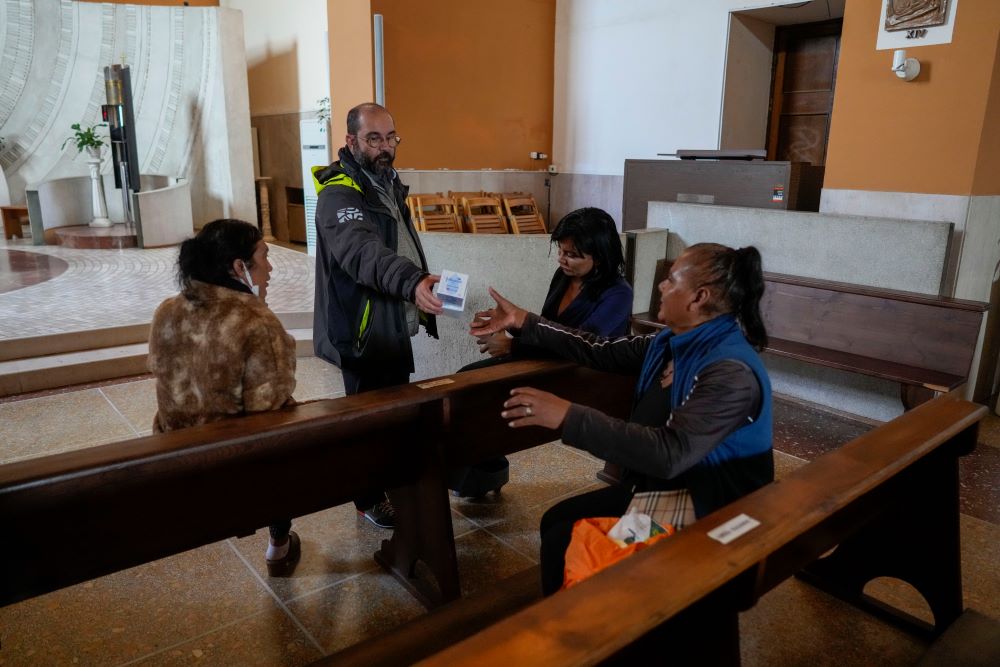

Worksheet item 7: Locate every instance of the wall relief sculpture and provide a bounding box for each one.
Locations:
[885,0,949,31]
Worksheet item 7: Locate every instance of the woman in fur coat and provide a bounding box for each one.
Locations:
[148,219,300,577]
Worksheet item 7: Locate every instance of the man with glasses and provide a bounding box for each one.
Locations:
[312,102,443,529]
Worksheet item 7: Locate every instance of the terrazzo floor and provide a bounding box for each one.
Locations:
[0,237,314,339]
[0,365,997,666]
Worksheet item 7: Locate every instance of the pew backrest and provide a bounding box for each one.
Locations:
[634,259,989,397]
[416,395,986,666]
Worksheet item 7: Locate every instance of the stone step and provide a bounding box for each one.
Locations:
[0,327,314,398]
[0,312,312,363]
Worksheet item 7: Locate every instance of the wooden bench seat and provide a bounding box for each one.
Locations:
[417,395,987,665]
[631,263,989,410]
[0,359,633,607]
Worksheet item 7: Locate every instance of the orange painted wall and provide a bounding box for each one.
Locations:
[824,0,1000,195]
[369,0,555,170]
[329,0,375,137]
[972,37,1000,195]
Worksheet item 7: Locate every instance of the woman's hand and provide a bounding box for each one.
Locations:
[469,288,528,337]
[501,387,571,430]
[478,332,512,357]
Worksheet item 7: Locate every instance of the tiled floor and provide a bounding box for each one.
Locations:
[0,237,314,339]
[1,366,998,665]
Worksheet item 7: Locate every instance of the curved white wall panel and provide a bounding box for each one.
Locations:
[0,0,253,229]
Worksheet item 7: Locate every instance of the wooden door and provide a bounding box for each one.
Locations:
[766,20,842,166]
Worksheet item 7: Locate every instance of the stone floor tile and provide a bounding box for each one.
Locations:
[452,529,537,598]
[101,378,159,434]
[285,571,425,655]
[740,577,927,666]
[449,443,604,528]
[0,541,272,666]
[229,504,389,603]
[129,603,323,667]
[0,388,136,464]
[291,357,345,403]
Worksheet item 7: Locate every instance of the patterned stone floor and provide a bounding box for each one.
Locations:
[0,236,314,340]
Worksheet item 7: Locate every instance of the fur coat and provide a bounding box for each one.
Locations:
[149,280,297,432]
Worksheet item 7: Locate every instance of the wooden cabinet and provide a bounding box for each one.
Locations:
[622,159,824,231]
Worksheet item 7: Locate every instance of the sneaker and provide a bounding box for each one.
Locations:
[359,499,396,529]
[265,531,301,577]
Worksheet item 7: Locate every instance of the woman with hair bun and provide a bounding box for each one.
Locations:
[148,219,301,577]
[471,242,772,594]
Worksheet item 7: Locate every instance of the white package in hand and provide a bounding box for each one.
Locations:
[435,269,469,315]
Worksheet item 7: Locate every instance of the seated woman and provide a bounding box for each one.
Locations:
[148,219,300,577]
[470,243,772,594]
[474,207,633,363]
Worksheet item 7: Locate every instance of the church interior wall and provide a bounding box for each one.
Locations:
[0,1,255,227]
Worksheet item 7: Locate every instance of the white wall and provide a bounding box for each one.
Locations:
[0,2,254,227]
[221,0,330,116]
[552,0,806,176]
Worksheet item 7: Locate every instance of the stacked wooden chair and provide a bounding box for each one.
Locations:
[501,194,546,234]
[413,194,462,232]
[462,196,508,234]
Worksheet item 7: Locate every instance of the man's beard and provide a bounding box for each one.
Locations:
[351,145,395,178]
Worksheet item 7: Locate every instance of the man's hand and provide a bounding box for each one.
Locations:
[469,288,529,337]
[478,332,512,357]
[415,274,444,315]
[501,387,571,430]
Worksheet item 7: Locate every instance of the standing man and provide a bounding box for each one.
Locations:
[312,102,443,529]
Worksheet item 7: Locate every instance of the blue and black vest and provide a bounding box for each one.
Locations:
[636,314,774,517]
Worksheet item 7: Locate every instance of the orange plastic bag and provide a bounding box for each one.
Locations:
[561,517,675,590]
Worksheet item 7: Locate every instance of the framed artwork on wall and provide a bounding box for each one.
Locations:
[885,0,949,32]
[876,0,958,50]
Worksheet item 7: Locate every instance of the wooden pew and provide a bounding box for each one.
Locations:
[632,260,989,410]
[0,359,633,608]
[416,395,986,666]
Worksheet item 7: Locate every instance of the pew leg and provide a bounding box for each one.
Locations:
[797,450,965,637]
[601,587,742,666]
[375,468,461,609]
[597,461,624,486]
[901,384,935,411]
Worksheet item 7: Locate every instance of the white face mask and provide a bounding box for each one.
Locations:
[240,262,260,297]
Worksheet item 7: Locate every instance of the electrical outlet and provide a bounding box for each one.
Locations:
[547,164,558,174]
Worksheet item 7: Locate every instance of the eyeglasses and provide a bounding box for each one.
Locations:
[356,134,402,149]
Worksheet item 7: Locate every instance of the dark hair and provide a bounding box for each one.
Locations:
[550,207,625,297]
[346,102,391,135]
[686,243,768,350]
[177,219,261,292]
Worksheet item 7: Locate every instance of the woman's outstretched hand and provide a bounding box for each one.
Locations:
[478,332,513,357]
[501,387,571,430]
[469,287,529,337]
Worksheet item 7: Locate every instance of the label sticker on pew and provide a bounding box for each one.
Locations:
[707,514,760,545]
[416,378,455,389]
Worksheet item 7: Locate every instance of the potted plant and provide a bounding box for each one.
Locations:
[62,122,107,159]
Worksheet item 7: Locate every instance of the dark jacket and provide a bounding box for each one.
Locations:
[510,270,632,359]
[518,313,773,517]
[312,147,438,374]
[540,271,633,336]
